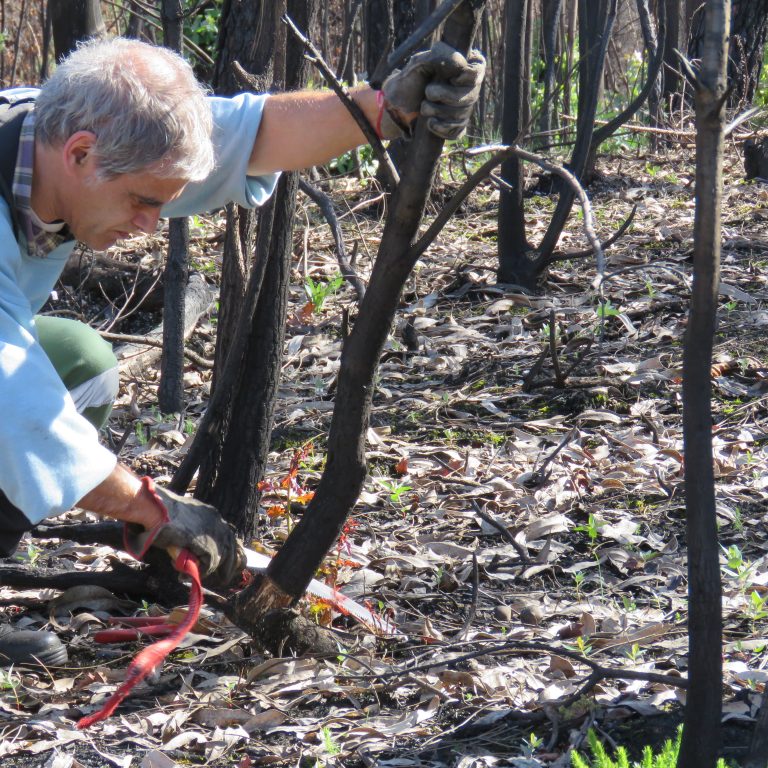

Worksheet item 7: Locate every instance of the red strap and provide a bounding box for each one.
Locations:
[122,476,171,560]
[77,549,202,729]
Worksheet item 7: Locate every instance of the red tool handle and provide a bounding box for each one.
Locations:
[77,548,202,729]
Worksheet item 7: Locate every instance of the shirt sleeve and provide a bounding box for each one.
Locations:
[0,214,116,523]
[161,93,280,218]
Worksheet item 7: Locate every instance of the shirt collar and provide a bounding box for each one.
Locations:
[12,110,71,258]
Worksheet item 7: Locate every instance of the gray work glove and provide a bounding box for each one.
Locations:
[123,480,246,589]
[380,41,486,140]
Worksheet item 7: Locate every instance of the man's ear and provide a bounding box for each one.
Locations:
[61,131,98,176]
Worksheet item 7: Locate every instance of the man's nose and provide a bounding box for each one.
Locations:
[132,209,161,234]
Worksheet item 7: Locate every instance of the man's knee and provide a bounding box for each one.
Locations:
[34,316,119,429]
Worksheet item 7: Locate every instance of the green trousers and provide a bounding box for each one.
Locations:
[35,316,119,429]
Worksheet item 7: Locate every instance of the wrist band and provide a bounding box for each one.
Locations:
[375,90,386,139]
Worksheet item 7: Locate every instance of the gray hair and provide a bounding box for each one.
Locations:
[35,37,214,181]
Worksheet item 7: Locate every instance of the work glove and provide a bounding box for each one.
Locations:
[379,41,486,141]
[123,478,246,589]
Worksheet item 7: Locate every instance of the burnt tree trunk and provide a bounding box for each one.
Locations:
[496,0,532,286]
[365,0,394,78]
[588,0,665,164]
[47,0,106,60]
[231,0,485,627]
[187,0,282,513]
[337,0,364,83]
[209,0,279,381]
[677,1,729,767]
[187,0,317,543]
[538,0,564,143]
[662,0,682,108]
[536,0,617,264]
[372,0,425,188]
[158,0,190,415]
[689,0,768,107]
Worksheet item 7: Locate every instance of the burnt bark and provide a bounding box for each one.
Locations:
[158,1,190,415]
[538,0,564,142]
[198,174,299,539]
[157,219,190,413]
[589,0,665,156]
[677,2,728,767]
[47,0,106,61]
[689,0,768,107]
[365,0,394,79]
[181,1,317,546]
[497,0,532,286]
[536,0,617,264]
[662,0,682,106]
[746,687,768,767]
[231,1,485,616]
[210,0,279,388]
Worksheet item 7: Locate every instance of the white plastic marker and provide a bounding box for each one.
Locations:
[241,546,402,637]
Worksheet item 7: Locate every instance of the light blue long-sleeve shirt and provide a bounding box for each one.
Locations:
[0,91,279,524]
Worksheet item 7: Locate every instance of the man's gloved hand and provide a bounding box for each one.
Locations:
[380,41,486,141]
[123,479,246,589]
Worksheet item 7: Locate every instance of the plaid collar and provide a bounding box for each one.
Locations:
[12,110,72,258]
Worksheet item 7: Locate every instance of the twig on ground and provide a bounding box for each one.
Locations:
[548,309,565,386]
[336,638,689,692]
[471,500,529,562]
[453,551,479,640]
[100,331,214,368]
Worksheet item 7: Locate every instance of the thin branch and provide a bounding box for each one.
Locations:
[544,205,637,266]
[282,13,399,189]
[102,0,214,65]
[548,309,564,386]
[407,144,604,284]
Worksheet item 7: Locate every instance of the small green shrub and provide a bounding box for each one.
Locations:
[570,726,731,768]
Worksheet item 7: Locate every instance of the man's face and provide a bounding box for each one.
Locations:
[67,167,188,251]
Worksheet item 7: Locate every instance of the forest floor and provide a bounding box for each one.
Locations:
[1,136,767,767]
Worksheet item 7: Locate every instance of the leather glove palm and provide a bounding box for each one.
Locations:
[380,41,486,140]
[124,479,245,589]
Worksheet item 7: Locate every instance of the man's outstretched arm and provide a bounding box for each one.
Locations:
[249,88,381,175]
[248,43,485,175]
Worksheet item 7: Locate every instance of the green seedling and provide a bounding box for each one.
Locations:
[135,421,148,446]
[596,300,621,320]
[620,595,637,613]
[623,643,643,664]
[304,273,344,314]
[522,732,544,758]
[321,726,341,756]
[575,514,604,547]
[565,636,593,657]
[377,479,412,503]
[747,590,768,622]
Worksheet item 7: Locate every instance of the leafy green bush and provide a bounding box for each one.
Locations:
[571,727,731,768]
[183,0,223,58]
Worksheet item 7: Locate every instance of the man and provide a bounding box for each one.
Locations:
[0,37,484,665]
